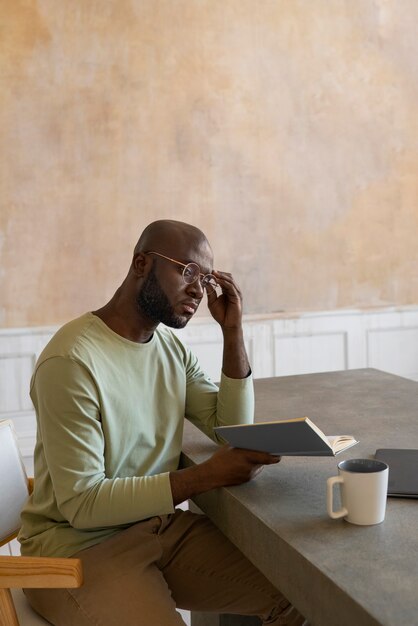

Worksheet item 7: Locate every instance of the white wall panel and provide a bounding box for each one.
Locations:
[184,339,224,383]
[0,354,35,412]
[367,326,418,381]
[273,332,347,376]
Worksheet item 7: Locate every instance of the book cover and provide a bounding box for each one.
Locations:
[214,417,358,457]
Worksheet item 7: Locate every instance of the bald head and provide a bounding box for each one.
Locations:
[134,220,212,260]
[95,221,215,338]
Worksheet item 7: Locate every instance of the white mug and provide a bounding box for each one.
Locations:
[327,458,389,525]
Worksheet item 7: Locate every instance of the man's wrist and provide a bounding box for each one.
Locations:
[221,325,244,339]
[169,462,219,506]
[221,325,250,378]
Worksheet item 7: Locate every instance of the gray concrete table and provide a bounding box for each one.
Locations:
[181,369,418,626]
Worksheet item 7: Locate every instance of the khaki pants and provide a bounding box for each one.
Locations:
[25,510,306,626]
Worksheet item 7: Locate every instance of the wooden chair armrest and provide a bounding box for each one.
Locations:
[27,477,34,494]
[0,556,82,588]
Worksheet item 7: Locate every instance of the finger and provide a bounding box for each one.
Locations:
[212,271,235,283]
[261,454,281,464]
[205,286,220,310]
[213,271,238,287]
[237,448,281,464]
[205,282,218,301]
[212,273,242,299]
[257,453,280,464]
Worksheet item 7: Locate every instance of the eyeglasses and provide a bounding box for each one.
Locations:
[146,251,218,289]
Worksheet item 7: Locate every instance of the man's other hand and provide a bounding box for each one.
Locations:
[202,445,281,487]
[170,445,280,506]
[206,271,243,330]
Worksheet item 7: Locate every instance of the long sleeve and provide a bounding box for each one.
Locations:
[30,357,175,530]
[184,350,254,442]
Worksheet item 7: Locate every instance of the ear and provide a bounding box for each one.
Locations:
[131,252,151,278]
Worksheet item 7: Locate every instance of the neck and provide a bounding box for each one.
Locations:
[92,285,158,343]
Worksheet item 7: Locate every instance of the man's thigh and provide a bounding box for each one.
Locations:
[25,517,187,626]
[159,510,303,625]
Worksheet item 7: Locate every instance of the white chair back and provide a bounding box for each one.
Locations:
[0,420,29,545]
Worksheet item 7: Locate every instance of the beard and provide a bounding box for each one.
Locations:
[136,266,189,329]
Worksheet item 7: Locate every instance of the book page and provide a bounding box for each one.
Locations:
[327,435,358,454]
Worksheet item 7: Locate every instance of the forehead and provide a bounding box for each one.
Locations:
[181,240,213,270]
[162,235,214,272]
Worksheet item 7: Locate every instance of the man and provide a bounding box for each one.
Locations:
[19,220,305,625]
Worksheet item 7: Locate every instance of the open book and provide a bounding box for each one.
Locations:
[214,417,358,457]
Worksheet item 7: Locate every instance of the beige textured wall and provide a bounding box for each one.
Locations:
[1,0,417,328]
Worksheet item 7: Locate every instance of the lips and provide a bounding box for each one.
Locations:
[181,301,198,315]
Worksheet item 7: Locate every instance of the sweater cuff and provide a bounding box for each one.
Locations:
[219,370,253,388]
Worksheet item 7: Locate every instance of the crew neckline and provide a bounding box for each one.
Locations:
[87,312,156,348]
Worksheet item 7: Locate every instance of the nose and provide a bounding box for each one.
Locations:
[186,279,204,299]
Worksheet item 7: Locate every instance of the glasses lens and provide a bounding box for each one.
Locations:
[202,275,217,289]
[183,263,200,284]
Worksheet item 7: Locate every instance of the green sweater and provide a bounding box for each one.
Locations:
[19,313,254,558]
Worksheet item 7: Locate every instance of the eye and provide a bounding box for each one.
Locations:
[183,266,195,279]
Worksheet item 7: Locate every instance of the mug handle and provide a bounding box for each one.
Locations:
[327,476,348,519]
